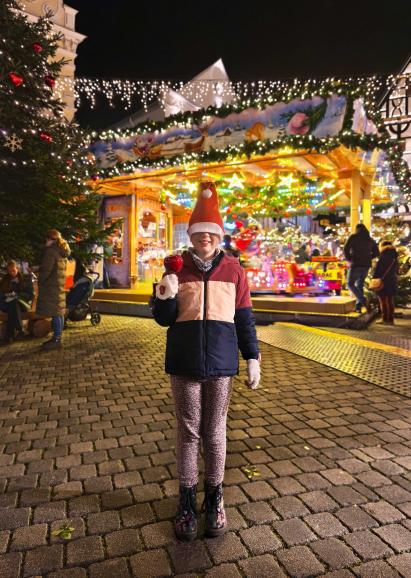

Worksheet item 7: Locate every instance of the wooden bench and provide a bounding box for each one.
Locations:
[0,310,51,340]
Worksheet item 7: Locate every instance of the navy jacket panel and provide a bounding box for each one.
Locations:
[152,295,178,327]
[234,307,259,360]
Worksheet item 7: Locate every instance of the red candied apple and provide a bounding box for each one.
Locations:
[164,254,183,273]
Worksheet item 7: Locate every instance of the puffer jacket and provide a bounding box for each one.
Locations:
[344,233,379,268]
[372,245,398,297]
[152,251,259,378]
[36,242,70,317]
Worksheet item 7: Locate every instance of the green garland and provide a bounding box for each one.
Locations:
[94,130,409,197]
[94,78,379,140]
[91,78,410,201]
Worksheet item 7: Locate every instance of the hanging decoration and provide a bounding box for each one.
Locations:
[8,72,24,86]
[55,74,411,114]
[32,42,43,53]
[86,76,411,202]
[3,133,23,152]
[40,132,53,143]
[44,75,56,88]
[217,174,335,218]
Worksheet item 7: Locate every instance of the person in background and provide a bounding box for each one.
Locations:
[310,248,321,259]
[0,260,34,344]
[372,240,398,325]
[295,244,310,264]
[36,229,70,350]
[222,234,240,258]
[152,182,260,542]
[344,223,379,313]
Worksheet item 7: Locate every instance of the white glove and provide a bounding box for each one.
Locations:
[155,274,179,300]
[246,358,261,389]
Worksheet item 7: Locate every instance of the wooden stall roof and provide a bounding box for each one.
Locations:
[94,144,392,210]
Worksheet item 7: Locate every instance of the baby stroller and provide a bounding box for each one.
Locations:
[66,270,101,326]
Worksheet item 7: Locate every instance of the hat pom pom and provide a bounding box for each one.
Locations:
[201,188,213,199]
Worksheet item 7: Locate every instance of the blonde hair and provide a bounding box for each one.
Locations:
[7,260,18,269]
[46,229,69,251]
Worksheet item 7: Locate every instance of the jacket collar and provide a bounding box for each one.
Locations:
[182,250,234,275]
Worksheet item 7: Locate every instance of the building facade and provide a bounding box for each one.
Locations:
[21,0,85,120]
[381,57,411,171]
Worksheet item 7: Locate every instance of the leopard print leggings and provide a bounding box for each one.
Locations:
[170,375,233,487]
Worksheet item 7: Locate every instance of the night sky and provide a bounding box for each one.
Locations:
[65,0,411,129]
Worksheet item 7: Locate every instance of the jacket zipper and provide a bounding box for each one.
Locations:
[202,271,207,376]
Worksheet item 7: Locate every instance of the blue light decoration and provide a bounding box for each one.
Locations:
[224,221,237,230]
[175,191,192,208]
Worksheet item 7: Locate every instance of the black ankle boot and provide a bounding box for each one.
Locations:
[174,485,197,541]
[203,482,227,538]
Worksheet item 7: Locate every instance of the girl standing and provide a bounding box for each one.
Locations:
[152,182,260,541]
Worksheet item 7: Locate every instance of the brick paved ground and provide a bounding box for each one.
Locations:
[0,315,411,577]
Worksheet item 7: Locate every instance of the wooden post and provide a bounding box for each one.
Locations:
[129,190,137,286]
[168,209,173,252]
[362,185,372,232]
[350,170,361,233]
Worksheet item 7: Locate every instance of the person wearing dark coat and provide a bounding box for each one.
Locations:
[344,223,379,312]
[372,241,398,325]
[0,261,34,344]
[295,244,310,264]
[222,234,240,258]
[36,229,70,350]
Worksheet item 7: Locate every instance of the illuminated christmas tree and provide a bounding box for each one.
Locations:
[0,0,111,263]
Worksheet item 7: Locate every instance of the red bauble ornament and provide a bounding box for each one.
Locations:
[40,132,53,143]
[32,43,43,53]
[8,72,24,87]
[305,208,312,215]
[44,75,56,88]
[164,254,183,274]
[160,203,166,211]
[232,214,237,220]
[226,207,231,214]
[91,174,99,181]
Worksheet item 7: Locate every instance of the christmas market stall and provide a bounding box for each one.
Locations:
[88,78,410,317]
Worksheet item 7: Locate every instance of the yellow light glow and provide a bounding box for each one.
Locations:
[278,173,298,188]
[278,146,294,155]
[321,179,336,190]
[184,181,197,194]
[227,173,245,189]
[329,189,346,201]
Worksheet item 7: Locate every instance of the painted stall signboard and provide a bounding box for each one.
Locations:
[91,95,349,168]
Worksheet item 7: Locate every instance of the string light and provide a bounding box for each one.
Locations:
[51,73,411,115]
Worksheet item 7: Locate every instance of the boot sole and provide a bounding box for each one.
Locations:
[204,525,228,538]
[175,530,197,541]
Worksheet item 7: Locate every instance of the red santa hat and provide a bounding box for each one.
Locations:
[187,182,224,239]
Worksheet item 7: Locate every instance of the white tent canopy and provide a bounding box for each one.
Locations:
[111,59,234,129]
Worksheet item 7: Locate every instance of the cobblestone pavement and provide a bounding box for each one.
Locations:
[0,316,411,578]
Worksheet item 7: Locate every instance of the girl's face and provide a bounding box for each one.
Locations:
[190,232,220,259]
